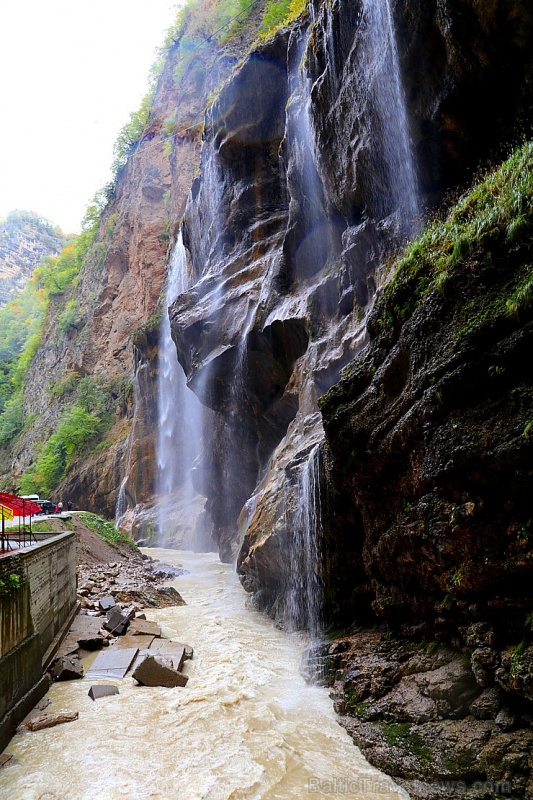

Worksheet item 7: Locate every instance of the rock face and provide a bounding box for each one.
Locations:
[166,0,533,577]
[164,3,533,794]
[322,632,533,799]
[0,211,66,306]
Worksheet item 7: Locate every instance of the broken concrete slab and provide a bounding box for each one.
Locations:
[51,655,84,681]
[114,634,154,650]
[128,619,161,637]
[86,647,139,679]
[104,608,129,636]
[98,595,117,613]
[132,655,188,688]
[88,685,120,701]
[147,641,186,672]
[22,711,79,731]
[58,615,106,655]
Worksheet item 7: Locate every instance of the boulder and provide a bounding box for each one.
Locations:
[51,655,84,681]
[132,655,188,688]
[23,712,79,731]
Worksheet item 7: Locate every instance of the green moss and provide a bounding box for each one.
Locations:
[381,723,433,764]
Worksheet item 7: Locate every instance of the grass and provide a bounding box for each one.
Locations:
[376,140,533,331]
[78,512,138,551]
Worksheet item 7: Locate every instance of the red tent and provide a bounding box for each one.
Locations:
[0,493,41,517]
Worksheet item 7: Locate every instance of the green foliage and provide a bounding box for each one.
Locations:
[20,374,130,496]
[0,279,47,444]
[112,90,156,176]
[0,390,24,443]
[78,512,138,550]
[510,640,527,678]
[58,299,80,334]
[0,570,23,596]
[259,0,305,37]
[379,141,533,329]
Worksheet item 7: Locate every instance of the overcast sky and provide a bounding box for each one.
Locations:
[0,0,180,233]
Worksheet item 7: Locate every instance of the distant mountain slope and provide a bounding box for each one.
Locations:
[0,210,67,306]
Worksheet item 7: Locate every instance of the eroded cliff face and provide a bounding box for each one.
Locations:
[165,4,533,793]
[167,0,533,572]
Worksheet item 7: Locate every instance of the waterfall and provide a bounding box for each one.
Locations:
[286,445,323,638]
[156,233,207,548]
[362,0,420,230]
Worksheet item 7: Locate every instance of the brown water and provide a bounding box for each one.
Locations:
[0,550,409,800]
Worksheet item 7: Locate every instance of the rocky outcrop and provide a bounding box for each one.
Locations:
[322,631,533,799]
[317,141,533,796]
[0,211,66,306]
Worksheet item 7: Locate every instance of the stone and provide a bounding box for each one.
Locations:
[104,608,130,636]
[144,641,186,672]
[469,687,504,720]
[99,595,118,613]
[114,634,155,649]
[23,712,79,731]
[51,655,84,681]
[128,619,161,637]
[88,684,120,701]
[132,655,188,688]
[0,753,13,767]
[86,647,139,679]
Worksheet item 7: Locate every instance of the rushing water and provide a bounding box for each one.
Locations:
[156,234,206,548]
[0,550,408,800]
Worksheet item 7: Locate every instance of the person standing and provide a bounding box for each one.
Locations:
[58,501,63,514]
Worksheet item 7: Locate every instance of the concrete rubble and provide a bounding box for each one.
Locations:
[88,685,120,701]
[45,556,194,691]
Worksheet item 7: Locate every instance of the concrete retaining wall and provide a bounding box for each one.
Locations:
[0,533,76,750]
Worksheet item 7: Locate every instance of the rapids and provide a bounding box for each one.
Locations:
[0,550,408,799]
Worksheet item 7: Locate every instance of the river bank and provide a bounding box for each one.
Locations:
[0,549,408,800]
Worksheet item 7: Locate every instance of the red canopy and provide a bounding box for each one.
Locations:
[0,493,41,517]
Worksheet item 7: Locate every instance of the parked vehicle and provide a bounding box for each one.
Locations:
[38,500,57,515]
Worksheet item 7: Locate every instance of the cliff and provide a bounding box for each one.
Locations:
[2,0,533,793]
[166,1,533,795]
[0,211,66,306]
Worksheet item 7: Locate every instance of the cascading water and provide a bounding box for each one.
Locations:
[362,0,420,230]
[286,444,323,638]
[279,0,420,638]
[156,233,208,548]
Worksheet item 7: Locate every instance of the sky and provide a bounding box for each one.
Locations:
[0,0,180,233]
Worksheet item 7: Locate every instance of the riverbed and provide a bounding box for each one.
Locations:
[0,550,408,799]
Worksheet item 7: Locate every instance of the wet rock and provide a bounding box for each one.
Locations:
[88,685,120,701]
[0,753,13,767]
[22,712,79,731]
[113,585,186,608]
[51,655,84,681]
[104,608,130,636]
[132,655,188,688]
[469,687,504,720]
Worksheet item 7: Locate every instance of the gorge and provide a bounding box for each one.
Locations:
[1,0,533,796]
